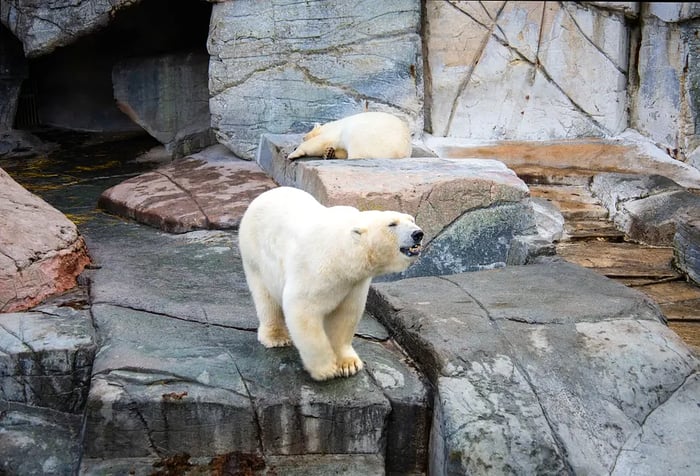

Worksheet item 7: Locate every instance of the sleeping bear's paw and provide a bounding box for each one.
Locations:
[322,146,336,160]
[337,356,364,378]
[258,325,292,348]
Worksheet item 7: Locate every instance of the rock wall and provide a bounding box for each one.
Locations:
[2,1,700,165]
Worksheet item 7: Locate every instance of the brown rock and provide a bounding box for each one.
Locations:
[0,168,91,313]
[98,145,278,233]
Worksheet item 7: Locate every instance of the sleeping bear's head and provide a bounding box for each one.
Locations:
[352,210,424,276]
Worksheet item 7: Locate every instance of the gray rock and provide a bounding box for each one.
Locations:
[0,403,82,475]
[0,168,91,312]
[0,309,96,413]
[611,372,700,476]
[0,0,137,57]
[209,0,423,160]
[368,262,699,475]
[591,173,700,245]
[675,218,700,286]
[112,51,215,157]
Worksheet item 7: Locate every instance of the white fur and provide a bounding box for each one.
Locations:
[238,187,422,381]
[287,111,412,160]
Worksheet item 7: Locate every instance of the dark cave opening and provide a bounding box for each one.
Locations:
[13,0,213,134]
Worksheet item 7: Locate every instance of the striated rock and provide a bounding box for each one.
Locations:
[368,261,699,475]
[0,0,139,58]
[424,1,628,140]
[591,173,700,245]
[675,218,700,286]
[112,50,215,158]
[208,0,423,160]
[98,145,277,233]
[0,308,96,413]
[0,168,91,312]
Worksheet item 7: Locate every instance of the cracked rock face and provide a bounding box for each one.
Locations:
[208,0,423,160]
[0,168,91,312]
[425,1,628,140]
[0,0,139,58]
[368,261,700,475]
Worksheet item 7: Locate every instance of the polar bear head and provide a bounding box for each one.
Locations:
[351,210,424,276]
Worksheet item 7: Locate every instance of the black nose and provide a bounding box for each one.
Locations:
[412,230,424,243]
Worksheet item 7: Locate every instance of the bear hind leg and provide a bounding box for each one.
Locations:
[247,275,291,348]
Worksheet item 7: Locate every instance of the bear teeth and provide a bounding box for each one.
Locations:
[401,244,422,257]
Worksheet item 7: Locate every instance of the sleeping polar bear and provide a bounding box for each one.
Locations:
[238,187,423,381]
[287,111,412,160]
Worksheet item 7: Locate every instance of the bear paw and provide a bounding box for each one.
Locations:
[258,327,292,348]
[322,147,336,160]
[337,356,364,378]
[307,362,341,381]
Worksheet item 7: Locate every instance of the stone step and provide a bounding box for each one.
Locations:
[564,219,626,241]
[257,134,546,279]
[368,261,700,475]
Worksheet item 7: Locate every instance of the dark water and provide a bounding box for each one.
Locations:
[1,128,162,225]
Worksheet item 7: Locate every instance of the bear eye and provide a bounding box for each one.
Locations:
[388,221,398,227]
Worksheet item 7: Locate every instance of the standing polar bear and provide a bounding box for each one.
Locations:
[238,187,423,381]
[287,111,412,160]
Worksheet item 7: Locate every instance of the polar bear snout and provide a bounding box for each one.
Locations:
[399,226,424,257]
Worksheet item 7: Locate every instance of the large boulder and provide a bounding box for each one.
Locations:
[0,0,138,57]
[0,168,91,312]
[368,261,700,475]
[208,0,423,160]
[258,134,544,279]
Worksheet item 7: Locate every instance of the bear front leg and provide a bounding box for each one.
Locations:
[284,302,339,381]
[325,282,370,377]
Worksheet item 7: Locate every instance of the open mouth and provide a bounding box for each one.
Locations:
[400,244,422,257]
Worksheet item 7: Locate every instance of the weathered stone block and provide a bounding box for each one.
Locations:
[98,145,277,233]
[368,262,698,475]
[208,0,423,160]
[424,1,627,140]
[0,310,96,413]
[675,218,700,285]
[0,168,91,312]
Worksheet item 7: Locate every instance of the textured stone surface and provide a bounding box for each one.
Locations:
[112,50,215,157]
[258,134,539,279]
[0,168,91,312]
[424,1,627,140]
[675,218,700,286]
[258,134,531,241]
[591,173,700,245]
[98,145,277,233]
[425,129,700,189]
[0,308,96,413]
[208,0,423,160]
[368,261,699,475]
[0,0,138,57]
